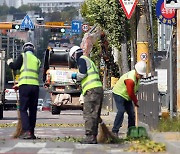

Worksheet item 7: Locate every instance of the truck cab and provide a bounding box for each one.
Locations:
[43,46,83,115]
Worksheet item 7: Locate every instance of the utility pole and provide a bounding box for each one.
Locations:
[137,0,151,73]
[137,14,150,72]
[177,10,180,114]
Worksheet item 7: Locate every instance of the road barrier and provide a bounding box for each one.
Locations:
[137,73,159,129]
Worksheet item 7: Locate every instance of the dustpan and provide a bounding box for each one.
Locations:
[127,106,148,138]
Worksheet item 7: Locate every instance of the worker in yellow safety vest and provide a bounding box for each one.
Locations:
[112,61,147,137]
[69,46,103,144]
[7,42,41,139]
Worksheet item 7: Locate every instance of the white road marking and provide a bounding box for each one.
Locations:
[36,131,46,134]
[52,128,60,131]
[107,149,124,153]
[12,121,17,124]
[0,147,14,153]
[35,128,44,131]
[38,148,73,154]
[75,143,102,149]
[14,142,46,148]
[75,128,83,131]
[36,134,54,137]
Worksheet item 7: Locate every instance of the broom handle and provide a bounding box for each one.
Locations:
[11,70,19,104]
[88,24,98,34]
[135,106,138,127]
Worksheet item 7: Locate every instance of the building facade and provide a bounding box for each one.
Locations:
[0,0,22,8]
[28,0,84,13]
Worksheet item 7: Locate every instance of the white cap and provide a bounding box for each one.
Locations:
[69,46,82,58]
[22,42,35,51]
[135,61,147,75]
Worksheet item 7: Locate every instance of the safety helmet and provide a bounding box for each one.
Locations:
[22,42,35,51]
[135,61,147,75]
[69,46,83,59]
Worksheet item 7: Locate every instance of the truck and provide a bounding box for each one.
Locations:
[43,46,83,115]
[0,50,5,119]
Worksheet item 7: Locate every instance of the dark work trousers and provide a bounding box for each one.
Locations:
[83,87,103,136]
[19,85,39,134]
[112,93,135,134]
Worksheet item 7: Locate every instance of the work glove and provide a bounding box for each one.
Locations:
[71,73,77,79]
[12,84,19,91]
[67,72,77,79]
[7,58,13,65]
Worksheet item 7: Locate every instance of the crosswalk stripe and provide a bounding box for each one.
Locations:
[0,147,14,153]
[38,148,73,154]
[14,142,46,148]
[74,143,102,149]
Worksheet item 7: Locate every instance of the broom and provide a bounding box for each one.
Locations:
[11,70,23,138]
[97,117,117,143]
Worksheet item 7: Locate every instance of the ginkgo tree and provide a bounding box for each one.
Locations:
[81,0,157,74]
[81,0,131,74]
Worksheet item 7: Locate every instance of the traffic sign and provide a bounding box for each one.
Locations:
[156,0,176,25]
[140,53,148,61]
[71,20,82,34]
[20,15,35,30]
[119,0,138,19]
[82,24,89,32]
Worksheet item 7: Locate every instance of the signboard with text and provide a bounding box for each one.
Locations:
[45,22,64,26]
[156,0,176,25]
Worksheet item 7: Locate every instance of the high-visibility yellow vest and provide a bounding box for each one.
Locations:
[112,70,140,100]
[81,56,102,95]
[18,52,41,86]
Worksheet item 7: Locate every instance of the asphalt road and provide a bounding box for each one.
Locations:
[0,110,133,154]
[0,110,85,138]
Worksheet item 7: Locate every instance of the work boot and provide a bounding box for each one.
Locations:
[30,130,37,139]
[19,131,32,139]
[31,133,37,139]
[80,135,97,144]
[112,132,118,137]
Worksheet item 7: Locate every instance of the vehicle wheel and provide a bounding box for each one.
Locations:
[0,104,3,119]
[51,105,61,115]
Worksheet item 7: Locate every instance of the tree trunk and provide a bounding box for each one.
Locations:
[121,36,130,74]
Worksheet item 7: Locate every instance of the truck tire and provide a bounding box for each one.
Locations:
[51,105,61,115]
[0,104,3,120]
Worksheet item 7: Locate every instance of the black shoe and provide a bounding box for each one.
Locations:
[30,130,37,139]
[80,135,97,144]
[31,134,37,139]
[19,131,32,139]
[112,132,118,137]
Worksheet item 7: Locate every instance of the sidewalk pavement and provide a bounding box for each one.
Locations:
[105,112,180,154]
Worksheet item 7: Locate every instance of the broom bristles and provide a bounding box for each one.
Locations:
[11,70,23,138]
[13,107,23,138]
[13,117,23,138]
[97,118,116,143]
